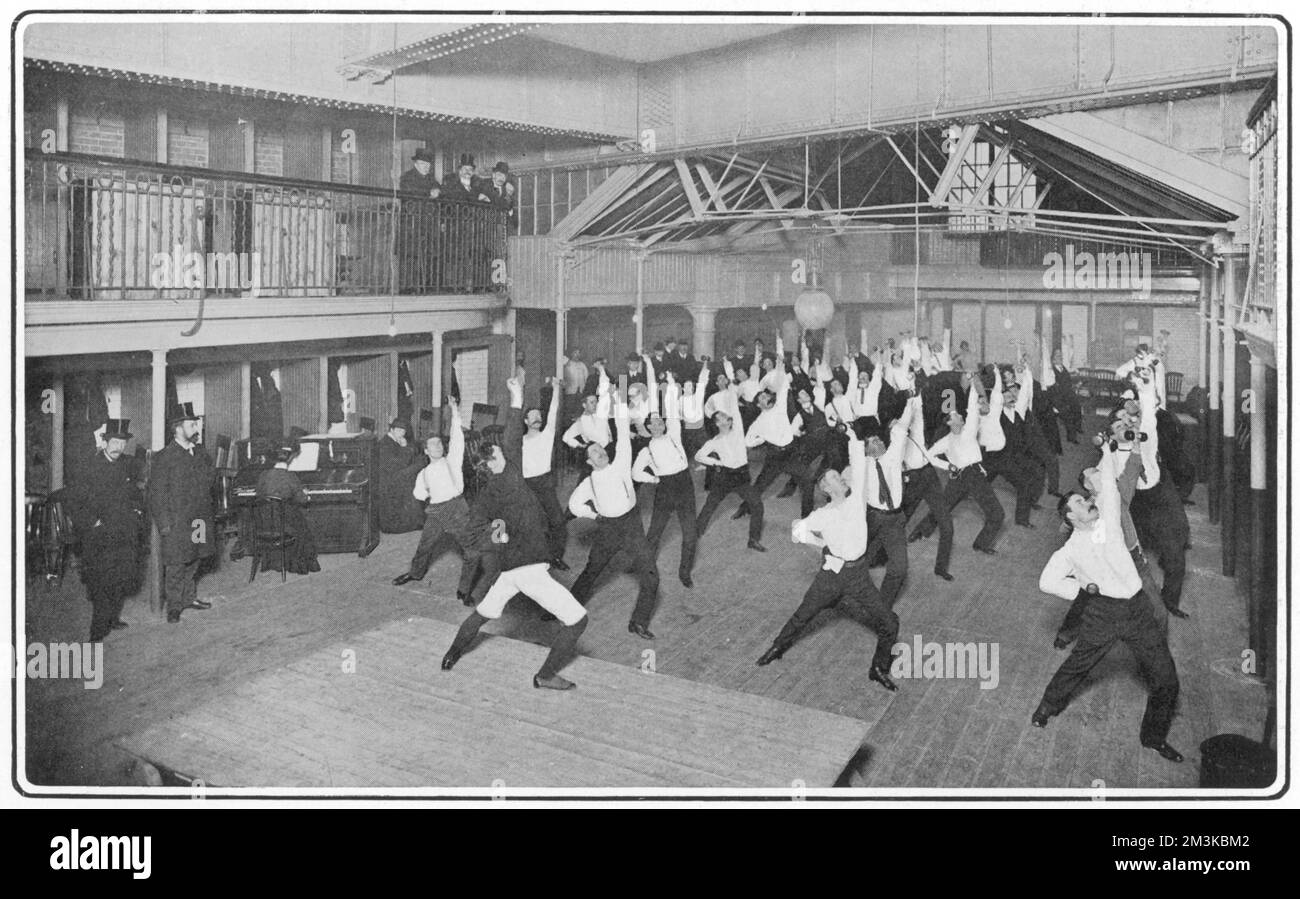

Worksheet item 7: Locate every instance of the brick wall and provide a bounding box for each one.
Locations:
[254,126,284,176]
[167,117,210,168]
[69,109,125,157]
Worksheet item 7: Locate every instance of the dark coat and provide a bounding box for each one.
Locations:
[441,175,488,204]
[399,168,441,199]
[67,451,145,597]
[254,467,320,573]
[376,435,425,533]
[481,180,516,218]
[147,441,217,564]
[470,408,551,570]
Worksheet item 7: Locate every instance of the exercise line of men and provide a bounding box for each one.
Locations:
[394,322,1192,727]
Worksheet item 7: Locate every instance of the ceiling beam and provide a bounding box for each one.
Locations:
[886,136,932,195]
[928,124,980,206]
[674,158,707,220]
[966,139,1016,209]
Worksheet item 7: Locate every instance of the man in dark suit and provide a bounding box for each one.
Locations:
[441,154,491,203]
[398,147,441,293]
[482,161,516,223]
[441,154,492,290]
[147,403,217,623]
[375,418,425,533]
[66,419,145,641]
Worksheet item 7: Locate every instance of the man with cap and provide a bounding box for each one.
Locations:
[482,161,516,222]
[66,419,145,640]
[376,418,425,534]
[148,403,217,624]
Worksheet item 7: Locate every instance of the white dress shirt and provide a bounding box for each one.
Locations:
[413,408,465,504]
[568,412,635,519]
[1039,454,1142,600]
[695,427,748,469]
[977,368,1006,452]
[521,387,560,478]
[793,437,869,567]
[928,384,985,470]
[863,400,914,510]
[745,373,795,449]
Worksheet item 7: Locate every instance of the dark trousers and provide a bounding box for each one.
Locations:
[163,558,201,614]
[865,508,908,606]
[449,610,589,680]
[525,471,568,561]
[88,587,128,641]
[941,465,1005,551]
[771,560,898,670]
[901,465,954,575]
[1039,592,1179,745]
[696,465,764,543]
[408,496,489,601]
[1130,480,1189,611]
[645,469,699,580]
[985,450,1041,526]
[570,509,660,628]
[751,443,815,517]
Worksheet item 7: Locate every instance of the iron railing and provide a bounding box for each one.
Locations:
[24,151,509,300]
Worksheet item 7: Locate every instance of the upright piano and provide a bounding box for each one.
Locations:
[230,434,380,557]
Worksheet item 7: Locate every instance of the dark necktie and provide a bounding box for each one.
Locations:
[876,460,894,510]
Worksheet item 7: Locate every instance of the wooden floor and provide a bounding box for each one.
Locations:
[116,618,868,789]
[22,416,1273,793]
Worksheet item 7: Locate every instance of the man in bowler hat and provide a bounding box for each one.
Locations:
[147,403,217,623]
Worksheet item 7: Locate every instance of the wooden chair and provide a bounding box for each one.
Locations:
[1165,370,1185,406]
[248,495,296,583]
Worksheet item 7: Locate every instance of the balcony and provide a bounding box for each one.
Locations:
[23,151,509,301]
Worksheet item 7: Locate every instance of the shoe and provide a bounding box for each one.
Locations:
[975,546,997,555]
[731,507,749,520]
[776,484,797,498]
[933,569,954,582]
[1053,631,1076,650]
[1031,710,1051,728]
[908,530,931,544]
[1166,606,1190,620]
[868,664,898,692]
[185,600,212,611]
[393,573,418,586]
[680,574,694,589]
[756,644,787,666]
[628,622,655,640]
[166,610,181,624]
[1142,741,1184,763]
[533,673,577,691]
[110,620,129,630]
[551,558,570,572]
[747,540,767,553]
[440,648,462,671]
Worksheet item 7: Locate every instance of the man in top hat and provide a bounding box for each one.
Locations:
[376,418,425,534]
[398,147,441,293]
[441,154,492,203]
[483,161,516,221]
[147,403,217,623]
[66,419,146,641]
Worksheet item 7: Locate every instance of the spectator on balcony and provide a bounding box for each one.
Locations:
[398,148,441,294]
[483,161,516,223]
[441,154,492,204]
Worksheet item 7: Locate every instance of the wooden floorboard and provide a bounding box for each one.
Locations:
[117,618,868,789]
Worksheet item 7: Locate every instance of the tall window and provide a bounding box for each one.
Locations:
[946,140,1037,233]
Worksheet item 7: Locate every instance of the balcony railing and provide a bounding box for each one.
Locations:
[24,151,508,300]
[890,229,1196,272]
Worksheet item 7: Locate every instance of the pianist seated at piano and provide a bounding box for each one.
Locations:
[255,443,322,574]
[376,418,425,533]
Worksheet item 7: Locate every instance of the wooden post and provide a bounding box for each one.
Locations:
[430,332,443,436]
[1220,254,1238,576]
[318,356,330,434]
[149,349,167,615]
[1207,264,1222,524]
[50,375,65,490]
[239,361,252,440]
[388,350,400,423]
[156,108,168,164]
[1248,350,1268,663]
